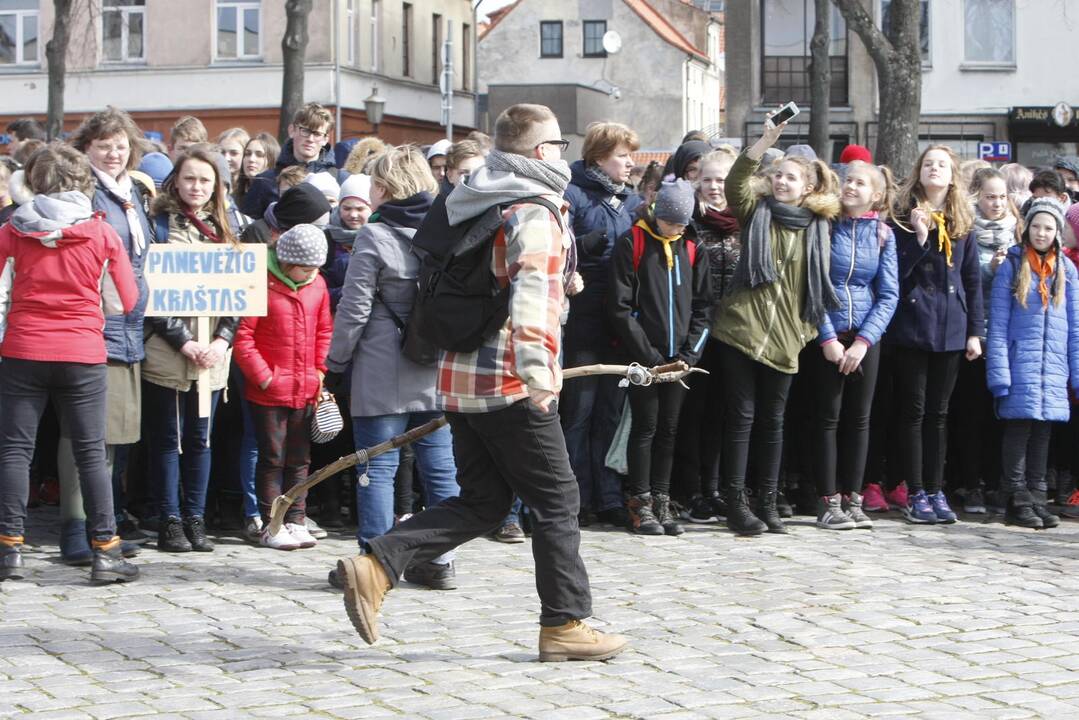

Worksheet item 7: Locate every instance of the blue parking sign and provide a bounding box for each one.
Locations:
[978,142,1012,162]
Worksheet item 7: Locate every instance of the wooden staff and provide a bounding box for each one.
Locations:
[264,361,707,536]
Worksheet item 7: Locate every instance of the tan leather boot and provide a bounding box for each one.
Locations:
[538,620,629,662]
[338,555,392,644]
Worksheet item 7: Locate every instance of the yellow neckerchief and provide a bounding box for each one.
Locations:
[1026,244,1057,309]
[636,218,682,269]
[930,210,952,267]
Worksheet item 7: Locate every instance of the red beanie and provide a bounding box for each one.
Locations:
[839,144,873,164]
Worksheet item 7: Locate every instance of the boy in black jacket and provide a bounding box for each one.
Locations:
[608,180,712,536]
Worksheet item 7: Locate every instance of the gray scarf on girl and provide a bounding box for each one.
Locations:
[973,210,1017,251]
[734,196,837,326]
[484,149,571,197]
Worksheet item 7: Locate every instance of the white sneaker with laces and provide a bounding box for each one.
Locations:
[286,521,318,548]
[261,525,300,551]
[305,516,328,539]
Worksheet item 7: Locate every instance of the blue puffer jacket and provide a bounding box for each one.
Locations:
[564,161,643,303]
[819,213,899,346]
[987,246,1079,421]
[93,178,152,364]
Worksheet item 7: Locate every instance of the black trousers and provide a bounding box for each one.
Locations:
[893,347,962,494]
[626,381,687,497]
[1001,420,1052,494]
[367,400,592,627]
[951,357,1001,492]
[0,358,116,541]
[718,342,794,495]
[811,341,882,496]
[671,338,724,500]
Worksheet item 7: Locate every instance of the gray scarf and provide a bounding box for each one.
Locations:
[484,149,571,197]
[973,210,1017,251]
[735,196,837,326]
[584,164,626,197]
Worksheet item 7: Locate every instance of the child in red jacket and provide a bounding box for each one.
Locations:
[234,224,333,550]
[0,143,139,584]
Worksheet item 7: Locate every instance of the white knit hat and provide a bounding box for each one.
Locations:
[304,171,341,200]
[426,139,452,161]
[338,173,371,204]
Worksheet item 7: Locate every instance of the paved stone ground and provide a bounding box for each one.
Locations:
[3,506,1079,719]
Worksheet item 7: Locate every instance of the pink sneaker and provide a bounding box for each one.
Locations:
[861,483,889,513]
[885,482,909,510]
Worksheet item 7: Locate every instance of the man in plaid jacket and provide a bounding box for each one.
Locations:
[336,104,629,663]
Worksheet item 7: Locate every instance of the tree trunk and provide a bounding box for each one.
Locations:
[831,0,922,175]
[45,0,74,141]
[808,0,832,161]
[279,0,314,141]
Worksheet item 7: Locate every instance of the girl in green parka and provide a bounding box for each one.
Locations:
[712,114,841,536]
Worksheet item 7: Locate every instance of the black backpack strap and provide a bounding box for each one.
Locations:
[375,289,407,332]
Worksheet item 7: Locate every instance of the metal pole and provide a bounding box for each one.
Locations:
[443,21,453,141]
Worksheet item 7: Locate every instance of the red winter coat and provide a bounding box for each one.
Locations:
[0,214,138,364]
[234,272,332,409]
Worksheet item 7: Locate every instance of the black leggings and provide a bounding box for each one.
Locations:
[952,357,1001,492]
[893,347,962,494]
[1001,419,1052,494]
[626,381,687,497]
[718,342,793,495]
[811,341,882,496]
[671,338,724,500]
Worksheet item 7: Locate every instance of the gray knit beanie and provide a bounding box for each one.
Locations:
[653,179,696,226]
[1024,197,1067,244]
[276,223,328,267]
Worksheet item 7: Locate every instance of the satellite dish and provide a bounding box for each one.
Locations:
[602,30,622,55]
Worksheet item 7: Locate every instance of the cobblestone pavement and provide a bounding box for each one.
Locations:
[3,506,1079,719]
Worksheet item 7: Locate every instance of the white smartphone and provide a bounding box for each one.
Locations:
[769,101,800,126]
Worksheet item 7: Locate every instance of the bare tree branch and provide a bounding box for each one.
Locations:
[46,0,74,140]
[280,0,314,141]
[830,0,894,68]
[808,0,832,160]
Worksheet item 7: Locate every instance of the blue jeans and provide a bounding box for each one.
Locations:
[353,411,459,561]
[143,381,220,520]
[558,344,625,513]
[236,380,260,519]
[504,496,523,526]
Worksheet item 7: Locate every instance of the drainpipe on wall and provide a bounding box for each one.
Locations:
[334,0,342,144]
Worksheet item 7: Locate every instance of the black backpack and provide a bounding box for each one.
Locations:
[408,192,563,355]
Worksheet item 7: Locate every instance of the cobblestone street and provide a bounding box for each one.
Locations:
[3,508,1079,719]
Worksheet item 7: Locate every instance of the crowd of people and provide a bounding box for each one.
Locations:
[2,101,1079,596]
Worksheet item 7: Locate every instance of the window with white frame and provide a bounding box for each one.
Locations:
[963,0,1014,65]
[102,0,145,63]
[370,0,380,72]
[0,0,39,66]
[217,0,260,60]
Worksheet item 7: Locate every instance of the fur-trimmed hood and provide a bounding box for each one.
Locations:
[746,175,841,221]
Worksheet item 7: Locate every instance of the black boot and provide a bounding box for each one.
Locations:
[652,494,684,536]
[725,489,767,536]
[183,516,215,552]
[90,538,139,584]
[157,516,192,552]
[403,560,457,590]
[1004,490,1043,529]
[626,494,664,535]
[0,536,25,581]
[1031,490,1060,529]
[756,486,789,534]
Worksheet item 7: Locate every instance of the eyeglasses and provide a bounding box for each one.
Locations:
[535,139,570,152]
[296,125,328,140]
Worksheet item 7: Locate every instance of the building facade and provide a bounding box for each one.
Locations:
[478,0,722,155]
[0,0,477,144]
[725,0,1078,167]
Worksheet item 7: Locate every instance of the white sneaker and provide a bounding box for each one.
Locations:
[286,522,318,548]
[305,516,328,539]
[261,525,300,551]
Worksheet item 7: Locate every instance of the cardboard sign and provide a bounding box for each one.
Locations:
[143,243,267,318]
[978,142,1011,162]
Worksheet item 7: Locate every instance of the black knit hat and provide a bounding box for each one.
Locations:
[266,182,331,231]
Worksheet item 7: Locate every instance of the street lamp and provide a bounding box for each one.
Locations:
[364,85,386,137]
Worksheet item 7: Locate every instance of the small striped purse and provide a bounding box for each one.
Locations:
[310,391,344,444]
